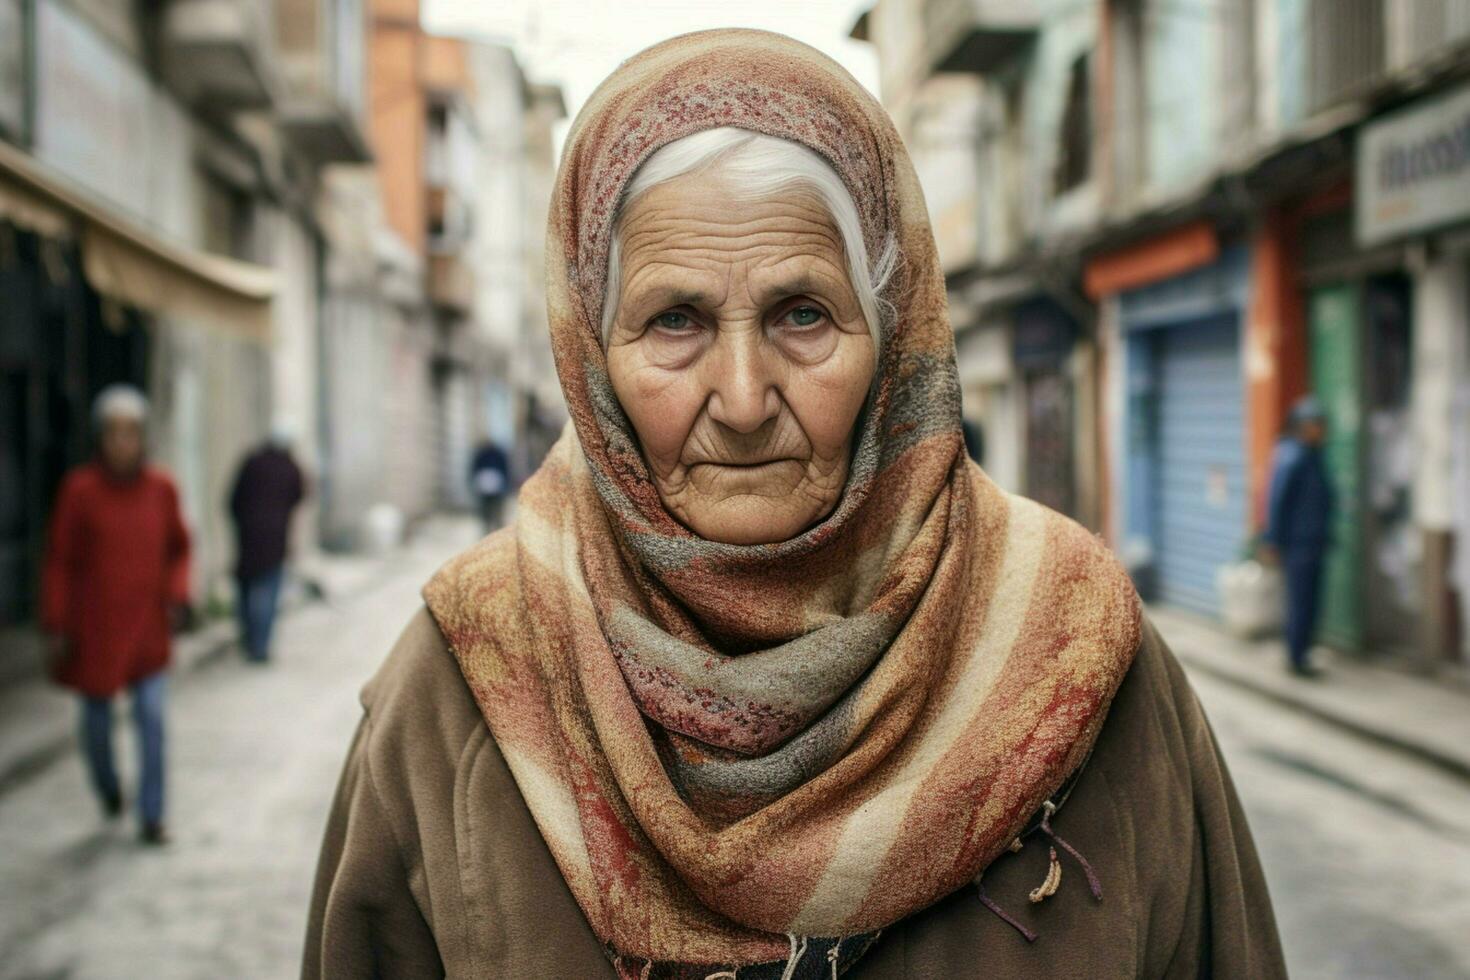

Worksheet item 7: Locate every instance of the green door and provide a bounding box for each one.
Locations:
[1307,284,1364,650]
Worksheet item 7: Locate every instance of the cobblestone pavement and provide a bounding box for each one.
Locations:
[2,553,1468,978]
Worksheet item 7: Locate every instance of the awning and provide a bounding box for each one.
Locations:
[1083,221,1219,300]
[0,139,276,339]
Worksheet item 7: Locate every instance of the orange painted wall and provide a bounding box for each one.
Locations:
[370,18,425,254]
[1083,221,1219,299]
[372,0,418,24]
[420,35,469,93]
[1242,181,1350,527]
[1245,208,1308,529]
[367,0,474,258]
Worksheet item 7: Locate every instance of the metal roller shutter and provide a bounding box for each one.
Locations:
[1153,314,1246,615]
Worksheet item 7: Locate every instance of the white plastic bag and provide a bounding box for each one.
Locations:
[1216,559,1284,639]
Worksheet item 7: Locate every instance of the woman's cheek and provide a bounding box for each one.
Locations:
[791,340,873,451]
[626,371,703,466]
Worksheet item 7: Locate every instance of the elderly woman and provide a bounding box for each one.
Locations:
[44,384,191,844]
[305,30,1283,979]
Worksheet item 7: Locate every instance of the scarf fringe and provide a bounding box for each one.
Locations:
[1040,800,1103,900]
[975,797,1105,942]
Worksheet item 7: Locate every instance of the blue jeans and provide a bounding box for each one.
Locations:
[238,567,285,661]
[81,671,166,825]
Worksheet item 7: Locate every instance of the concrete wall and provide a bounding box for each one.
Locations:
[867,0,1104,264]
[465,44,527,360]
[1140,0,1219,193]
[268,210,322,552]
[147,321,271,608]
[32,0,204,247]
[1019,0,1100,237]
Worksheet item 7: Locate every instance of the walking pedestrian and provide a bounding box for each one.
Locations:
[41,384,191,845]
[1263,397,1334,676]
[228,424,307,663]
[468,437,510,532]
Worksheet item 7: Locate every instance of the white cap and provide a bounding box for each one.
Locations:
[93,384,148,427]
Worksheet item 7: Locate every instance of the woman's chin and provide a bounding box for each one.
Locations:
[675,495,826,545]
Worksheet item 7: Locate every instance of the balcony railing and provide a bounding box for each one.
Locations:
[923,0,1041,75]
[276,0,370,163]
[428,252,474,312]
[161,0,277,109]
[1307,0,1385,113]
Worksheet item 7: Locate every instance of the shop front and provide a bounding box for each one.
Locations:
[1108,238,1251,617]
[1297,236,1418,656]
[1342,80,1470,662]
[0,141,275,623]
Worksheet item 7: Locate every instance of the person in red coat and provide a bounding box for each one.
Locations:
[41,384,191,844]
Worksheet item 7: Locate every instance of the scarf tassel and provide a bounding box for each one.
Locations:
[975,799,1104,942]
[1040,800,1103,900]
[1028,846,1062,903]
[974,874,1038,943]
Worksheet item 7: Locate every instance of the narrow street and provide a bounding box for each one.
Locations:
[1,549,1468,978]
[0,530,465,980]
[1191,669,1470,979]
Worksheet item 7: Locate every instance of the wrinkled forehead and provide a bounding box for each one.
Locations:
[560,38,893,332]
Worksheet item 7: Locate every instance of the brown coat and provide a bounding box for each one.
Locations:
[303,611,1285,979]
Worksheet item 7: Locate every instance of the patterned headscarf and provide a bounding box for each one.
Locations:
[425,28,1141,978]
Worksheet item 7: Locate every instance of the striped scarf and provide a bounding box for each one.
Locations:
[424,28,1141,978]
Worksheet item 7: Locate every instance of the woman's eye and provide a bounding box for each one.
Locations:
[652,311,693,331]
[784,305,825,328]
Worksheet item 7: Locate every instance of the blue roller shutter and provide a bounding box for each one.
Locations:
[1152,314,1246,615]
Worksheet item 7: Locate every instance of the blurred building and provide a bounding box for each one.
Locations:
[0,0,371,619]
[855,0,1470,665]
[0,0,563,630]
[350,0,564,541]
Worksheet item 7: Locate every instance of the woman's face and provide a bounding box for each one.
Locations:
[606,171,876,545]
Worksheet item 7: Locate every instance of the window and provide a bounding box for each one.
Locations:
[1055,52,1093,194]
[201,172,255,261]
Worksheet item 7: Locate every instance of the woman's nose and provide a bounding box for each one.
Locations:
[705,332,781,433]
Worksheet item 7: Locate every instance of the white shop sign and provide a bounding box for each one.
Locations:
[1358,82,1470,246]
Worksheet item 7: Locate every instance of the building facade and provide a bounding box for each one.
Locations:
[359,0,565,538]
[0,0,374,618]
[856,0,1470,665]
[1,0,563,637]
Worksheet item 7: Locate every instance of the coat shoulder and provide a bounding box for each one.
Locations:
[351,607,504,858]
[360,607,484,747]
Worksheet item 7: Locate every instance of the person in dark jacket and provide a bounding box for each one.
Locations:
[469,438,510,532]
[42,385,191,844]
[229,425,306,663]
[1264,397,1334,675]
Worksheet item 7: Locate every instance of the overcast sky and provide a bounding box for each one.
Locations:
[422,0,879,151]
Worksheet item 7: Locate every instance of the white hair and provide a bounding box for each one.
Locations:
[269,418,298,449]
[93,384,148,426]
[601,127,899,346]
